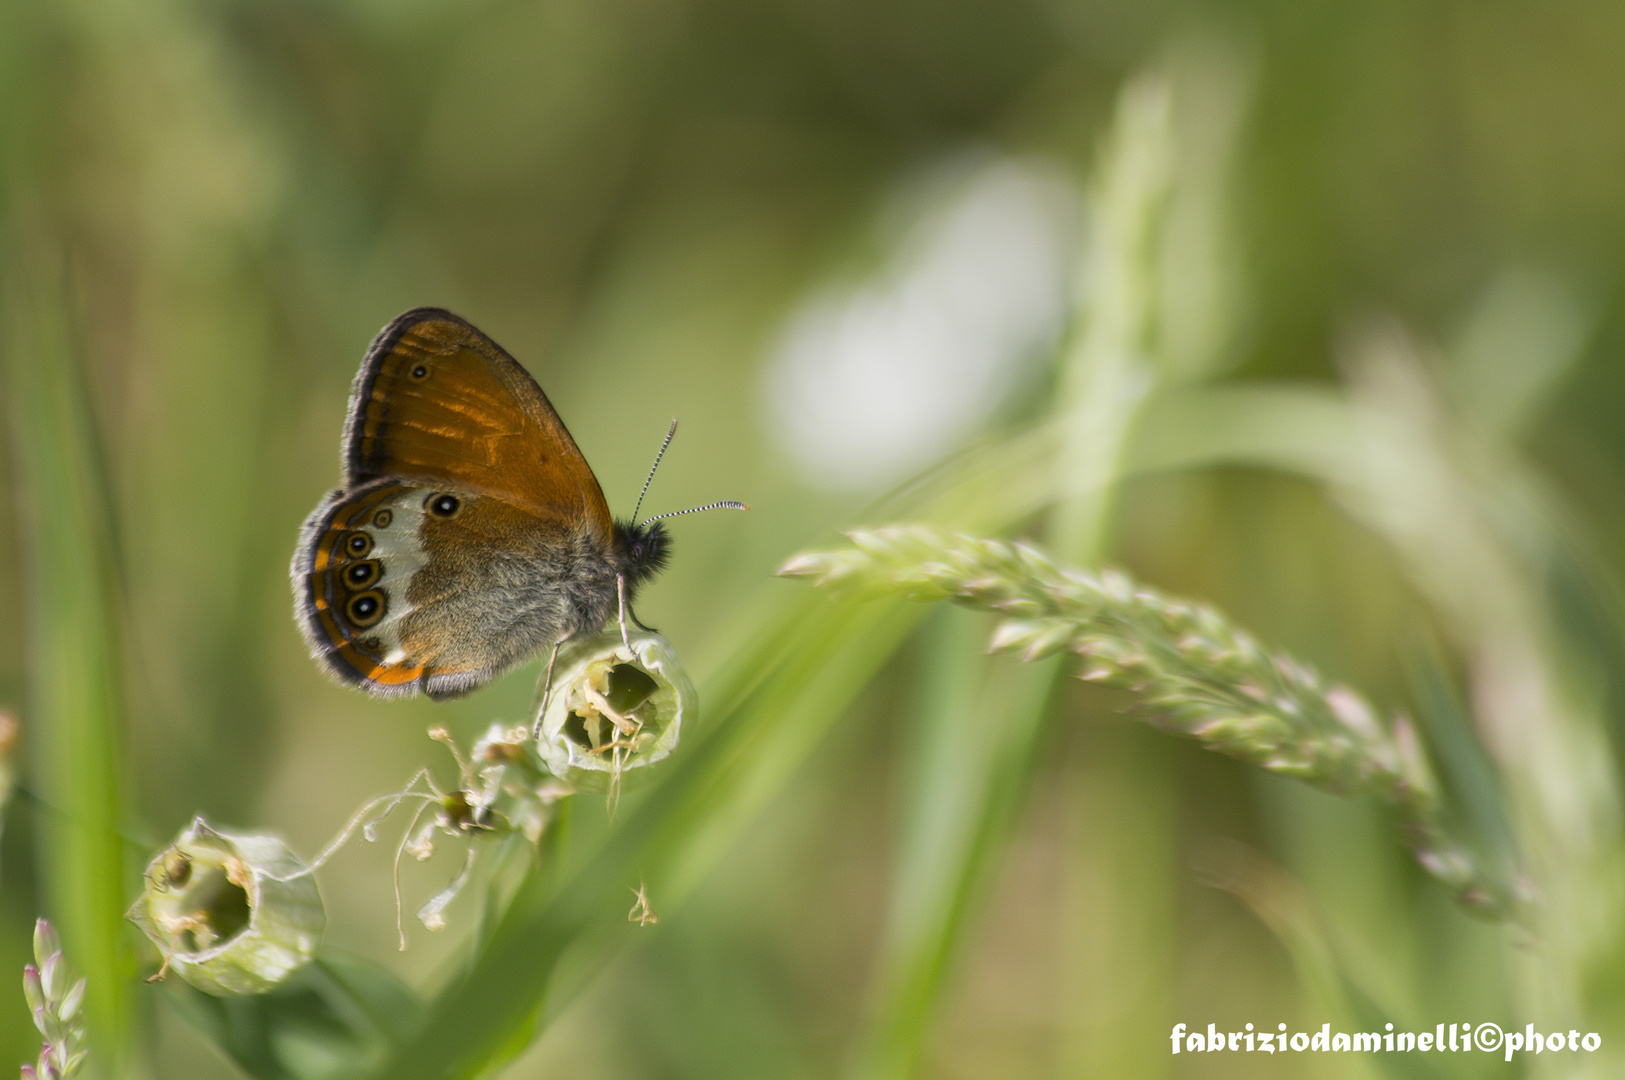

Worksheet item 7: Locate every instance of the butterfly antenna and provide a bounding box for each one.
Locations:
[640,500,749,527]
[631,419,680,527]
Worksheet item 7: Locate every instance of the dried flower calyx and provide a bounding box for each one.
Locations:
[535,631,694,792]
[127,817,324,995]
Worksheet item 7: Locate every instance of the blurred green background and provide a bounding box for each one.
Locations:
[4,0,1625,1077]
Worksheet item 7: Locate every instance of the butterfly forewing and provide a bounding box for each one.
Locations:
[346,309,614,534]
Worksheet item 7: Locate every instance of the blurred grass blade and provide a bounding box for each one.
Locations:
[368,592,925,1079]
[1401,630,1520,886]
[3,263,131,1065]
[1200,841,1456,1080]
[1048,72,1170,555]
[654,602,923,908]
[850,610,1057,1080]
[0,709,18,870]
[163,954,424,1080]
[1127,383,1367,488]
[1445,268,1589,441]
[849,61,1200,1080]
[1195,840,1354,1035]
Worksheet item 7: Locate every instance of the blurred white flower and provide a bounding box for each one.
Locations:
[764,156,1082,492]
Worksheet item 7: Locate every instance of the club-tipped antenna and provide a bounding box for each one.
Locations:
[640,500,749,527]
[631,419,680,526]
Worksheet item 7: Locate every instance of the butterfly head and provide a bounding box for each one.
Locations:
[614,518,671,589]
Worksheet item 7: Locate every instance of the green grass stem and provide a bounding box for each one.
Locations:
[3,266,132,1069]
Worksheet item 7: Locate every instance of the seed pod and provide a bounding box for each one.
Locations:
[127,817,324,995]
[535,631,694,791]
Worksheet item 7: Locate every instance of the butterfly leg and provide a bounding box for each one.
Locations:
[616,574,633,650]
[530,637,566,742]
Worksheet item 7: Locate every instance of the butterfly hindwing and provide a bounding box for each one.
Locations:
[292,479,618,700]
[344,308,614,536]
[294,481,438,697]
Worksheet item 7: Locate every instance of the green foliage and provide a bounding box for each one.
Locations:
[4,268,132,1071]
[160,954,422,1080]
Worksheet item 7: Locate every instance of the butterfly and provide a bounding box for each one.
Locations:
[291,307,743,702]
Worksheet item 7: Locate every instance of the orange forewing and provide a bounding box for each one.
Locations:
[345,308,613,537]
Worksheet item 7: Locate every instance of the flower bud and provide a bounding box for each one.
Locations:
[22,964,44,1016]
[535,631,694,791]
[127,817,324,995]
[22,919,86,1078]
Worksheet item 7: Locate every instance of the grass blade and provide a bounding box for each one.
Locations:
[3,262,132,1067]
[849,609,1058,1080]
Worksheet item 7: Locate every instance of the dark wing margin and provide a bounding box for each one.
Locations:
[290,479,428,698]
[342,307,461,485]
